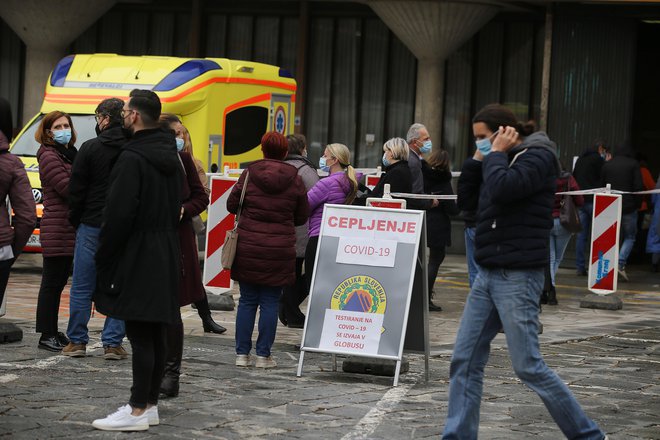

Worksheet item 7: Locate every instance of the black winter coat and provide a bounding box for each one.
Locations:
[68,125,126,228]
[474,132,560,269]
[94,128,182,324]
[457,158,483,227]
[423,166,458,248]
[573,151,604,204]
[601,155,644,214]
[356,160,412,205]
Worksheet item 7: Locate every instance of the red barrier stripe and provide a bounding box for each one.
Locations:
[591,223,618,264]
[593,269,614,290]
[210,179,236,205]
[594,194,617,217]
[207,269,231,288]
[207,214,235,257]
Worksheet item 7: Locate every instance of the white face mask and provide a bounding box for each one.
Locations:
[176,137,185,152]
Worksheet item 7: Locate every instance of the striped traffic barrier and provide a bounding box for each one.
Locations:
[202,171,243,293]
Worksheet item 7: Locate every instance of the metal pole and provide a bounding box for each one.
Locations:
[539,4,553,132]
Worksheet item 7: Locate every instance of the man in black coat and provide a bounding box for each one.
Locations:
[572,139,607,276]
[65,98,127,360]
[600,143,644,281]
[92,89,181,432]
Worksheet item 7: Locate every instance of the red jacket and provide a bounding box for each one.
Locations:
[37,143,76,257]
[227,159,309,286]
[0,131,36,255]
[552,173,584,218]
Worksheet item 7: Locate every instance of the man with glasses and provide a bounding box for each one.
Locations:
[92,89,182,431]
[64,98,128,360]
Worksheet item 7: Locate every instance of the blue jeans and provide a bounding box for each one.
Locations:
[575,202,593,272]
[549,218,573,286]
[235,282,281,357]
[66,224,125,347]
[619,212,638,269]
[464,227,479,287]
[442,267,604,440]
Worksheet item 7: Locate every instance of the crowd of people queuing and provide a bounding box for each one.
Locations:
[2,87,657,438]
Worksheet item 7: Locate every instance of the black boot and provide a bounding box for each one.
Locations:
[547,285,558,305]
[199,311,227,334]
[195,295,227,334]
[540,291,549,305]
[160,321,183,398]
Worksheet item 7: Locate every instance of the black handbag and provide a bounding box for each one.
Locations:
[559,177,582,233]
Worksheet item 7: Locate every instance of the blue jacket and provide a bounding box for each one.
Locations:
[647,191,660,254]
[474,132,560,269]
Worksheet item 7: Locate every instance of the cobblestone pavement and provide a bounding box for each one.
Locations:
[1,253,659,439]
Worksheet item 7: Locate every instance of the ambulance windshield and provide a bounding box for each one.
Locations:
[10,114,97,157]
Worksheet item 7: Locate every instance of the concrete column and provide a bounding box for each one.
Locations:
[366,0,499,143]
[0,0,116,123]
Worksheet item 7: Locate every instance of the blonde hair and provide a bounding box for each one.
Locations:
[326,143,358,205]
[383,137,409,161]
[181,124,194,156]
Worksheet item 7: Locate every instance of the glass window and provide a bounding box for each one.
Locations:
[10,114,97,157]
[224,106,268,156]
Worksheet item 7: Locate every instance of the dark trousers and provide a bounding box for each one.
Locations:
[427,246,446,296]
[304,235,320,295]
[125,320,168,409]
[35,255,73,336]
[280,258,307,324]
[0,258,15,307]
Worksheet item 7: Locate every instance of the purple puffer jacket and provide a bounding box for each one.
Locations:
[307,171,353,237]
[37,144,76,257]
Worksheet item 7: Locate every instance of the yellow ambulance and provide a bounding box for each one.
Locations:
[10,53,297,251]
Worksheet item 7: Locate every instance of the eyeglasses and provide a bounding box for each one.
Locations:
[95,114,106,123]
[121,109,137,118]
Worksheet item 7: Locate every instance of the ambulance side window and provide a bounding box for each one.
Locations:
[224,106,268,155]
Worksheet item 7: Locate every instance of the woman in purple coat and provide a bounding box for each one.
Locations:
[304,143,358,303]
[227,132,309,369]
[35,111,77,352]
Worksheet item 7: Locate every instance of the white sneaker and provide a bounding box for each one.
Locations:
[236,354,251,367]
[618,267,629,281]
[145,405,159,426]
[92,405,149,431]
[255,355,277,369]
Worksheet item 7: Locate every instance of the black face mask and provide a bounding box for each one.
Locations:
[121,118,134,139]
[95,124,102,136]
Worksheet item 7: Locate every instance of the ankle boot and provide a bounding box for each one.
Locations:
[540,291,549,305]
[160,321,183,398]
[548,286,558,305]
[199,311,227,334]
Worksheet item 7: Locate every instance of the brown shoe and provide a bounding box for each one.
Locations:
[61,342,86,357]
[104,345,129,360]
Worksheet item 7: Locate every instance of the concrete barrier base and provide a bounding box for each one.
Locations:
[342,356,409,377]
[0,321,23,343]
[580,294,623,310]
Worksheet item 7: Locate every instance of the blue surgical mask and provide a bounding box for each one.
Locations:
[319,156,330,172]
[419,140,432,154]
[476,138,492,156]
[52,129,72,146]
[382,152,390,168]
[176,137,185,152]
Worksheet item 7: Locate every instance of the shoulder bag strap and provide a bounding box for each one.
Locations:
[234,171,250,225]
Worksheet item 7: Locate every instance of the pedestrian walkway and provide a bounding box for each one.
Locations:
[1,253,659,438]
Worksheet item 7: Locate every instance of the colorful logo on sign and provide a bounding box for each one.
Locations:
[274,106,286,134]
[330,275,387,315]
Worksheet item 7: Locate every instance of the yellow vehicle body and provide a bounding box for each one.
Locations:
[10,54,297,251]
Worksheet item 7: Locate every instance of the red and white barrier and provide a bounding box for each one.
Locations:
[588,193,622,294]
[203,174,241,293]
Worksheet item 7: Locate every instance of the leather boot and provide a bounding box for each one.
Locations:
[547,285,558,305]
[540,291,549,305]
[160,321,183,398]
[199,310,227,334]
